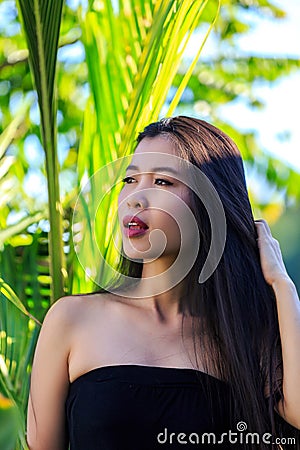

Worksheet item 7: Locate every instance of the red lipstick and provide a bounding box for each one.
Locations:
[122,214,149,238]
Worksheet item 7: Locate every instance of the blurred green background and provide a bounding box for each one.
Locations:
[0,0,299,448]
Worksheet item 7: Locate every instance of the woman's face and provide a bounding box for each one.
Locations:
[117,136,191,261]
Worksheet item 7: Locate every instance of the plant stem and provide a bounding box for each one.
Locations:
[33,0,65,303]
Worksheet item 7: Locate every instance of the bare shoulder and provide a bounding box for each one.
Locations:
[42,291,113,331]
[42,290,140,355]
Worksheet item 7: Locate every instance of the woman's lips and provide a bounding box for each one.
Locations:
[122,214,149,238]
[123,227,149,238]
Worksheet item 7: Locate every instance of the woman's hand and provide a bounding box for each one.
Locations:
[255,220,300,430]
[255,219,290,287]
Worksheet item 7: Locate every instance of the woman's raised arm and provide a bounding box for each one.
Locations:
[255,219,300,430]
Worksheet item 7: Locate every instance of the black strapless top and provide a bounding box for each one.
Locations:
[65,364,234,449]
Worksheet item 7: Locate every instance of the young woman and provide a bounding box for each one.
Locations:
[26,116,300,450]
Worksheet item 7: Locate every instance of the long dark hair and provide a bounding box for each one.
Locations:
[96,116,299,449]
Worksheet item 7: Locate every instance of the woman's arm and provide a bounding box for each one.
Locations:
[27,296,74,450]
[255,219,300,430]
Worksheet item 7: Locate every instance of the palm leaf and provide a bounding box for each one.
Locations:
[72,0,219,292]
[0,280,39,450]
[16,0,66,302]
[0,102,33,227]
[0,213,45,246]
[0,278,41,325]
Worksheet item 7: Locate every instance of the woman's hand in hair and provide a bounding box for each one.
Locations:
[254,219,290,287]
[255,219,300,430]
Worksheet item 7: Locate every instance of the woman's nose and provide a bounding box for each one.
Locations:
[126,194,148,209]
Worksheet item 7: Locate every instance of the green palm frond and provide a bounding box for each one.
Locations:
[72,0,220,292]
[0,103,31,228]
[16,0,66,302]
[0,102,48,247]
[0,278,41,325]
[0,279,39,450]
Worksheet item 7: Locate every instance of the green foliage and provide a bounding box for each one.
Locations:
[0,399,19,450]
[0,279,39,450]
[0,230,51,323]
[0,102,42,236]
[16,0,66,302]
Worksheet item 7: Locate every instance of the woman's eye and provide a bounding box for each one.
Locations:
[122,176,135,184]
[121,176,173,186]
[155,178,173,186]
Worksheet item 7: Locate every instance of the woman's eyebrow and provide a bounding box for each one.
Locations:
[125,164,179,175]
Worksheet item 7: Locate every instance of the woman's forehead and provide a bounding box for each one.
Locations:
[129,137,182,173]
[126,154,183,175]
[134,135,176,154]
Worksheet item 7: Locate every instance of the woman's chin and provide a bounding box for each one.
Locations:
[122,252,155,262]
